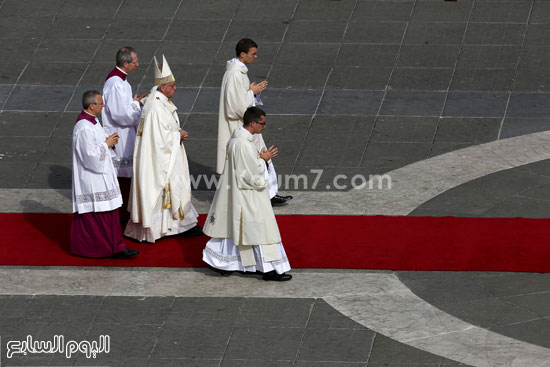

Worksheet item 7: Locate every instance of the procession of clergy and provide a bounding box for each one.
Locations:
[70,39,292,281]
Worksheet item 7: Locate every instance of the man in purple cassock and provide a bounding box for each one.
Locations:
[70,90,139,259]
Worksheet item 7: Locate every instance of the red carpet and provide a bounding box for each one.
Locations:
[2,213,550,272]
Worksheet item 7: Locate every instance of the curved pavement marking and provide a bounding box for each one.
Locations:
[1,268,549,367]
[4,132,550,216]
[356,131,550,216]
[0,188,368,215]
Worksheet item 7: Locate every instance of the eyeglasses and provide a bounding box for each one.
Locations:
[253,121,266,126]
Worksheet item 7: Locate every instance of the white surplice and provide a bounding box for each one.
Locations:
[72,113,122,214]
[125,87,198,243]
[216,58,278,197]
[203,127,291,273]
[203,238,291,274]
[102,67,141,178]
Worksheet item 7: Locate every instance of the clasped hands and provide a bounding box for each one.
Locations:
[249,80,268,95]
[260,145,278,161]
[180,129,189,142]
[106,133,119,147]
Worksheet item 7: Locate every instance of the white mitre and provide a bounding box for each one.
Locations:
[154,54,175,85]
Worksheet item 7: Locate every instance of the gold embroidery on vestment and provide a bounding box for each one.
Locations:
[155,75,175,86]
[137,118,144,136]
[162,184,171,209]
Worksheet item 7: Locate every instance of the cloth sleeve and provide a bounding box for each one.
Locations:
[234,141,268,190]
[106,83,141,127]
[224,73,255,121]
[145,109,181,187]
[74,127,110,174]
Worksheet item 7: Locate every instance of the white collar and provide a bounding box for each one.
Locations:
[239,126,253,138]
[155,90,169,101]
[115,66,128,75]
[83,110,97,118]
[231,58,248,71]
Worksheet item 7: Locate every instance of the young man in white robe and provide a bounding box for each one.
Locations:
[71,90,139,259]
[125,55,202,243]
[204,107,292,281]
[216,38,292,206]
[102,46,146,227]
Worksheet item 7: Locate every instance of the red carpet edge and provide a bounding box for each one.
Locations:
[1,213,549,272]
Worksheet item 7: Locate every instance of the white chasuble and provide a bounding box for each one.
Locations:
[217,59,257,174]
[126,88,197,242]
[217,59,278,197]
[204,128,283,266]
[72,114,122,214]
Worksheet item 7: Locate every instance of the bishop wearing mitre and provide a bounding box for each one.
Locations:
[125,55,202,243]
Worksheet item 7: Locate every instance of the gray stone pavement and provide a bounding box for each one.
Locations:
[411,158,550,217]
[2,268,550,366]
[1,269,480,367]
[2,0,550,192]
[2,0,550,366]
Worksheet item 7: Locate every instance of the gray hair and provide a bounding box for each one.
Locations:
[82,90,100,109]
[116,46,136,67]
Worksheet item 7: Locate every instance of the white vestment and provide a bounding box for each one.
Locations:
[72,113,122,214]
[125,88,198,243]
[217,58,278,198]
[203,127,290,273]
[102,67,141,178]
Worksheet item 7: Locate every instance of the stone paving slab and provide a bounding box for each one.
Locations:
[397,271,550,350]
[5,267,550,367]
[7,128,550,216]
[410,159,550,217]
[0,294,469,366]
[1,0,550,196]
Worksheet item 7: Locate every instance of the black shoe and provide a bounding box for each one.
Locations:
[113,248,139,259]
[181,225,203,237]
[262,271,292,281]
[208,265,233,276]
[278,195,293,201]
[271,195,290,206]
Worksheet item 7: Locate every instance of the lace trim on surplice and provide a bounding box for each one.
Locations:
[204,245,289,264]
[205,246,240,263]
[112,156,133,168]
[99,144,107,162]
[76,186,121,205]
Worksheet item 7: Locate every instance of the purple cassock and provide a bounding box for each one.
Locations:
[70,111,126,258]
[70,210,126,258]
